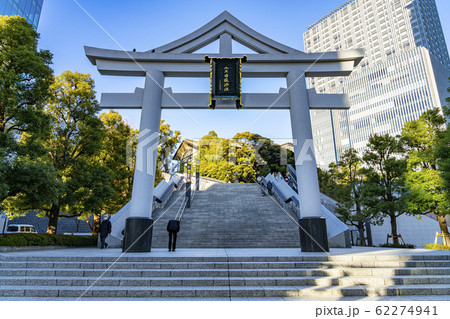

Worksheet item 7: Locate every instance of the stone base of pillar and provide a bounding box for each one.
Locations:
[122,217,153,253]
[298,217,329,252]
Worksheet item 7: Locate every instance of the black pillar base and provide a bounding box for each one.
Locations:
[298,217,329,252]
[122,217,153,253]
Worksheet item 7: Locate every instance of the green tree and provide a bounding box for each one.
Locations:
[0,15,56,215]
[402,108,449,245]
[0,15,53,135]
[436,98,450,201]
[40,71,114,234]
[317,167,339,200]
[233,131,294,178]
[198,131,237,182]
[362,134,407,245]
[333,149,379,246]
[158,120,181,173]
[81,110,138,234]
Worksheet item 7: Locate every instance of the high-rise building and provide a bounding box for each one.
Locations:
[304,0,450,167]
[0,0,44,29]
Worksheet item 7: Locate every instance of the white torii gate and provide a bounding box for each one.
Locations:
[85,11,363,252]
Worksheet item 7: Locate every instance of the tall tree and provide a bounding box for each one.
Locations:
[362,134,407,245]
[332,149,379,246]
[0,15,53,135]
[402,108,449,245]
[78,110,139,234]
[0,15,56,215]
[40,71,114,234]
[436,99,450,201]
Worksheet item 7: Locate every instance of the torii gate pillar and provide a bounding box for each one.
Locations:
[288,70,329,252]
[123,69,164,252]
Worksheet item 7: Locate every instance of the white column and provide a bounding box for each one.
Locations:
[129,68,164,219]
[287,69,322,218]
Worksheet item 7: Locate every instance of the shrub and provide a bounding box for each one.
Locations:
[0,233,97,247]
[380,243,415,249]
[425,244,450,251]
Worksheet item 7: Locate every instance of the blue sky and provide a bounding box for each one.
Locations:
[36,0,450,142]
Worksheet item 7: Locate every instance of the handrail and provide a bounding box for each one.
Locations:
[175,196,188,221]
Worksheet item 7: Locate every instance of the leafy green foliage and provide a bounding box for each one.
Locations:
[233,132,295,177]
[331,149,381,246]
[362,134,407,244]
[39,71,114,234]
[425,243,450,250]
[436,103,450,201]
[158,120,181,173]
[0,233,97,247]
[98,110,138,216]
[0,16,56,214]
[195,131,293,183]
[402,108,449,245]
[0,15,53,136]
[317,167,339,200]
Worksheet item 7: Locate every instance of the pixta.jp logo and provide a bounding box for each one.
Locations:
[127,128,160,176]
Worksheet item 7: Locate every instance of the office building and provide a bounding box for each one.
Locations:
[304,0,450,166]
[0,0,44,29]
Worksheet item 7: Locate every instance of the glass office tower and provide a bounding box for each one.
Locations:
[0,0,44,29]
[304,0,450,166]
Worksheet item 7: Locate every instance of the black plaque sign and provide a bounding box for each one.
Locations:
[205,56,247,109]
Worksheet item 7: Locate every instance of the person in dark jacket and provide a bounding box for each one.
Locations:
[167,219,180,252]
[99,214,112,249]
[267,181,273,195]
[260,181,266,196]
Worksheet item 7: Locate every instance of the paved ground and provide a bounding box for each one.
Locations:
[2,246,450,259]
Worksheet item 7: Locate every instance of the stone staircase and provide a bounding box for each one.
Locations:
[151,183,300,248]
[0,253,449,299]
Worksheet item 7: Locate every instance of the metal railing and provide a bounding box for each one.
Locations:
[174,185,196,221]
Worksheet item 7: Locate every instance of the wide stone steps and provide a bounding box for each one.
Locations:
[0,260,448,269]
[1,275,450,287]
[1,284,449,298]
[150,183,300,248]
[1,254,449,299]
[1,267,450,278]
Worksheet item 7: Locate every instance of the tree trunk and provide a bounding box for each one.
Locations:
[92,213,101,236]
[436,215,450,246]
[46,204,60,234]
[390,213,399,245]
[164,160,169,173]
[358,221,366,246]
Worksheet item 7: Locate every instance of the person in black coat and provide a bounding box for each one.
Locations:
[267,181,273,195]
[167,219,180,252]
[99,214,112,249]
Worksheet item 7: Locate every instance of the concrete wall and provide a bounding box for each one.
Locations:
[370,214,443,247]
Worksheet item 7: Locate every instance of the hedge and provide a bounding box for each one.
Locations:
[425,244,450,251]
[0,233,97,247]
[379,243,415,249]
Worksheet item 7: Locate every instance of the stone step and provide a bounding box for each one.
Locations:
[150,183,300,248]
[1,275,449,287]
[1,260,448,269]
[1,267,449,278]
[1,284,449,298]
[2,255,448,262]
